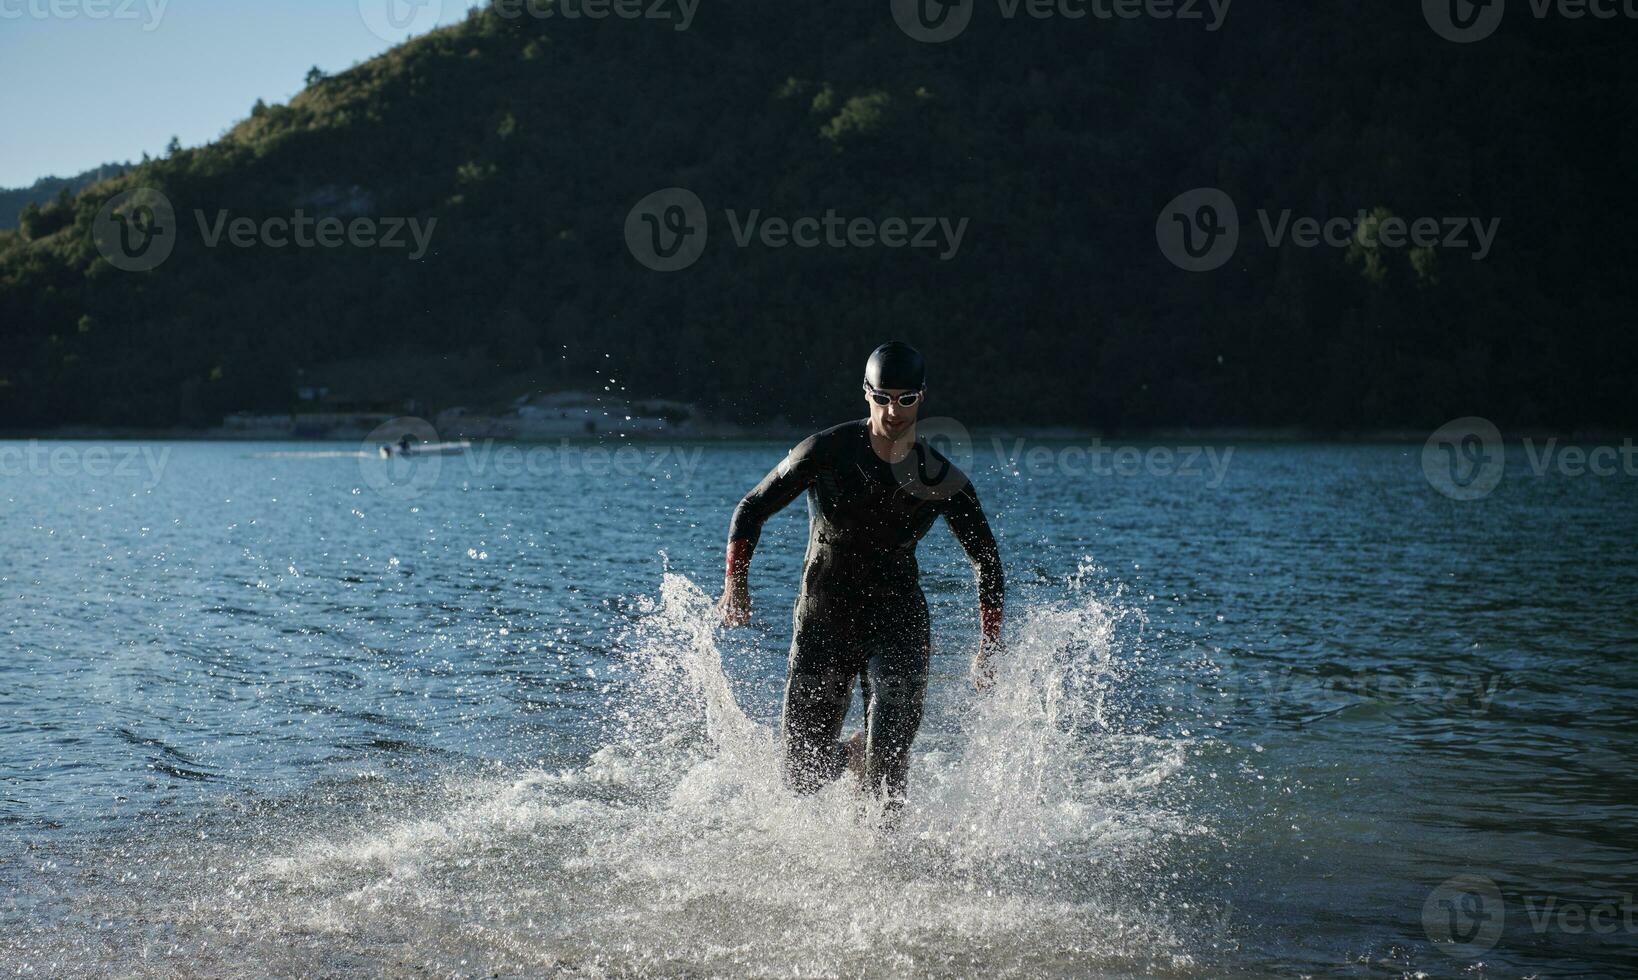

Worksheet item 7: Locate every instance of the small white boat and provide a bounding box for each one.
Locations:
[379,440,472,458]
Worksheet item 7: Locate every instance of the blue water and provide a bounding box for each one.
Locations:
[2,436,1635,977]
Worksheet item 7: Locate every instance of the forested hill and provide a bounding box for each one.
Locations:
[1,2,1632,431]
[0,162,132,232]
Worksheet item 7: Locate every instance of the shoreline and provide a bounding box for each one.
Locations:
[2,425,1631,444]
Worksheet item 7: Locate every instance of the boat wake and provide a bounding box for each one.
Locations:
[248,450,377,459]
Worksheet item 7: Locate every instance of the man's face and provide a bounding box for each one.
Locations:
[865,386,922,440]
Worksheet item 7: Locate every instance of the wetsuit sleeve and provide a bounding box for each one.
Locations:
[943,482,1005,628]
[726,434,821,567]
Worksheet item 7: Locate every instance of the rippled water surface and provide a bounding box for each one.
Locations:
[2,438,1636,977]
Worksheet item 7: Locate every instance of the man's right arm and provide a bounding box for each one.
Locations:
[721,434,820,624]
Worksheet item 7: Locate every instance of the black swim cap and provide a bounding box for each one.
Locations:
[864,342,926,390]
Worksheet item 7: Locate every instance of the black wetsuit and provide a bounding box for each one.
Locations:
[728,420,1003,803]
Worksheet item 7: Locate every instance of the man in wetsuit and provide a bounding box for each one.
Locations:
[719,342,1004,810]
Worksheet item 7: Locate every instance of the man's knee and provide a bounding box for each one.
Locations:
[865,669,927,728]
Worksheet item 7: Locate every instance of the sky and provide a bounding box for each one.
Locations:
[0,0,476,189]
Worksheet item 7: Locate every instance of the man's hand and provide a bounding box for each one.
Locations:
[971,648,997,691]
[720,577,751,626]
[972,601,1003,690]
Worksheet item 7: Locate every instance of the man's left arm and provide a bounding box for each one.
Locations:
[943,482,1004,683]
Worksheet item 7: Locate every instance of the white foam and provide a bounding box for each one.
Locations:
[22,572,1211,976]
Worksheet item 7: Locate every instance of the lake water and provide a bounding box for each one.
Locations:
[2,435,1635,977]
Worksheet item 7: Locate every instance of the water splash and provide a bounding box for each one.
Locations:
[4,573,1216,977]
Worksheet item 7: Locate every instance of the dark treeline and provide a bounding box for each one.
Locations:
[1,1,1633,431]
[0,161,132,233]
